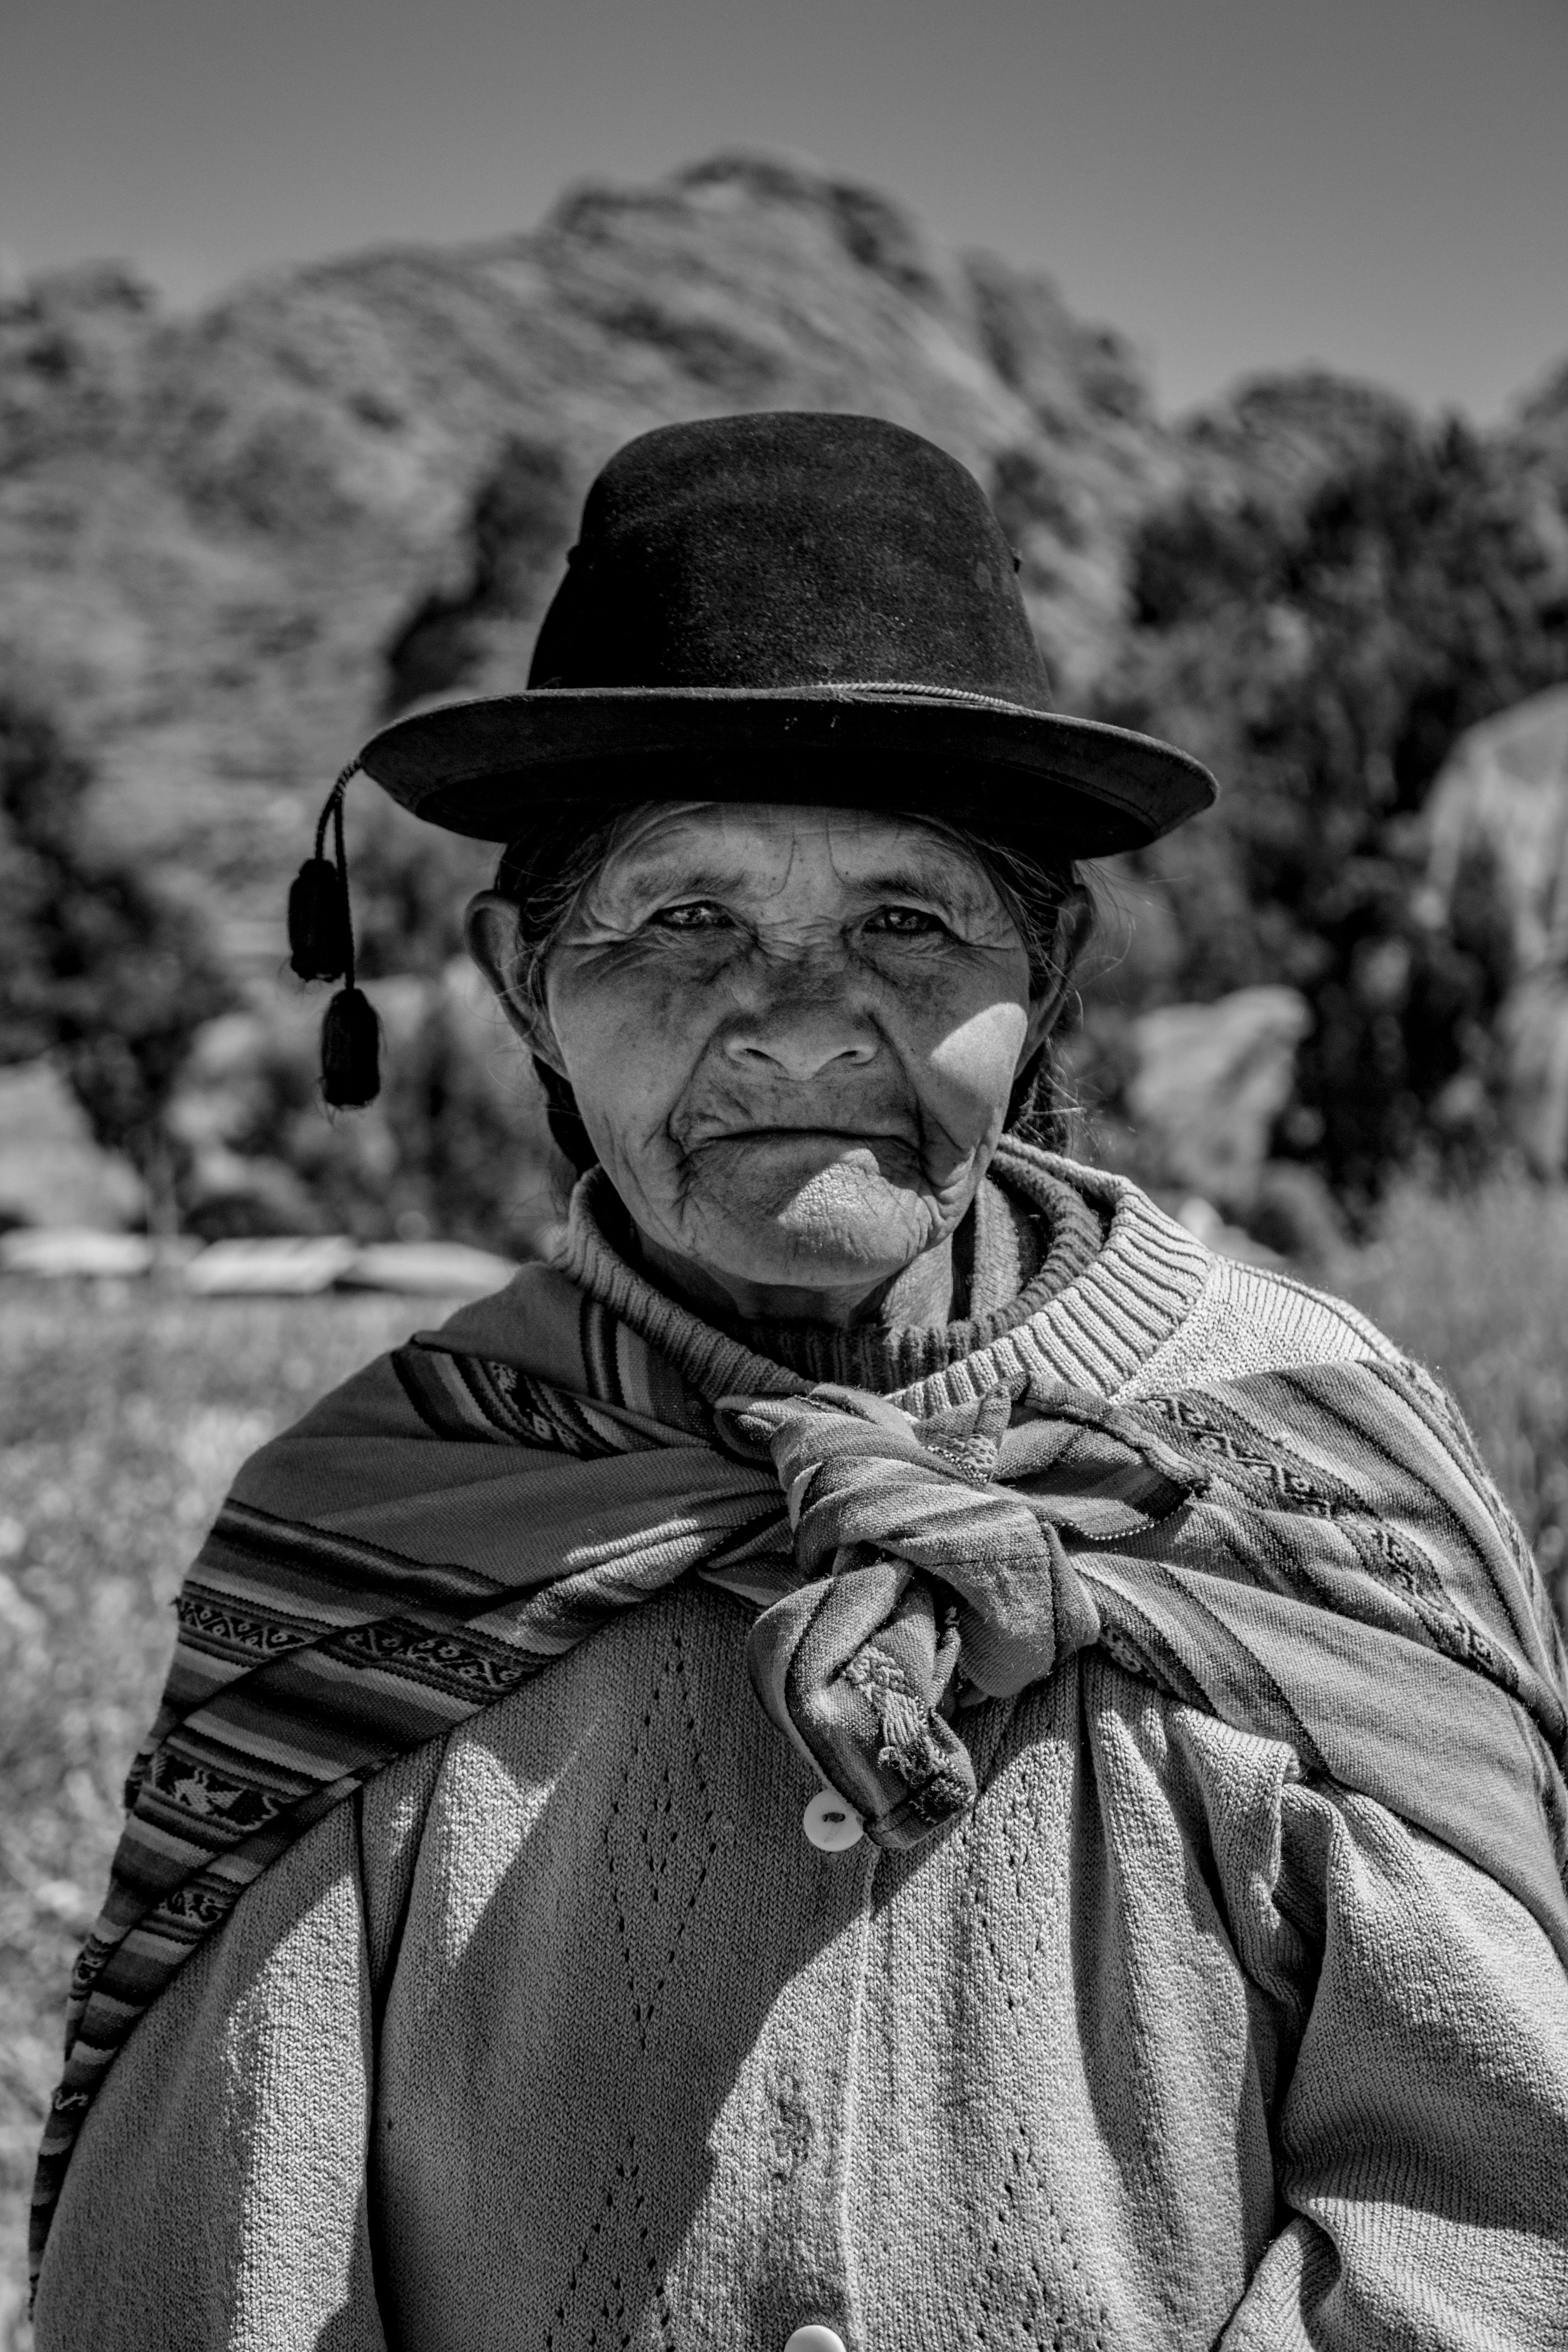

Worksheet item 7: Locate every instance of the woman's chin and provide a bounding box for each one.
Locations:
[688,1155,938,1288]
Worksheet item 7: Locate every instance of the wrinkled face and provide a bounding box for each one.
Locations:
[499,802,1048,1314]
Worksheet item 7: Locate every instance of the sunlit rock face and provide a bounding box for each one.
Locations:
[0,1061,145,1232]
[1124,985,1312,1218]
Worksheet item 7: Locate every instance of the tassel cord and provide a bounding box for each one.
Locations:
[312,760,361,990]
[327,769,358,992]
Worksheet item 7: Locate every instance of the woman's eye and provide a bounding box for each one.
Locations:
[648,900,734,931]
[866,905,946,936]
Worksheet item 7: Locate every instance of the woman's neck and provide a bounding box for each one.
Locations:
[635,1230,956,1333]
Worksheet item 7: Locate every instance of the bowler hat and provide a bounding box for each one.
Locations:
[355,412,1215,857]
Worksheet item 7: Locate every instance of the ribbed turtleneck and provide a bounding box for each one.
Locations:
[720,1165,1105,1392]
[550,1143,1213,1411]
[548,1139,1215,1420]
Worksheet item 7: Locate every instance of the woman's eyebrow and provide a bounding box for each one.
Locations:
[847,864,977,904]
[608,862,751,902]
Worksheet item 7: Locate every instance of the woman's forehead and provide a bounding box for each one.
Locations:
[597,800,998,896]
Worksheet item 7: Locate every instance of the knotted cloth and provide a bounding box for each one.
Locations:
[31,1285,1568,2287]
[727,1382,1181,1843]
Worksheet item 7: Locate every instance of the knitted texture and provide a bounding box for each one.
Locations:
[38,1599,1568,2348]
[712,1161,1103,1391]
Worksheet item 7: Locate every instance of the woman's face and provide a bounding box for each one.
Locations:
[471,802,1055,1320]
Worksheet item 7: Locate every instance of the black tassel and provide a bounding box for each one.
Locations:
[288,760,384,1108]
[287,856,352,981]
[320,985,382,1107]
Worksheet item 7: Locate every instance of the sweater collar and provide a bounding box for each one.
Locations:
[549,1140,1212,1414]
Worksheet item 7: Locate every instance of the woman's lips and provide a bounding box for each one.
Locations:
[692,1127,909,1147]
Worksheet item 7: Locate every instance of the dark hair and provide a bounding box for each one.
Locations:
[492,801,1098,1172]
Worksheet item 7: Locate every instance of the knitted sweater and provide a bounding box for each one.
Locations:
[33,1161,1568,2352]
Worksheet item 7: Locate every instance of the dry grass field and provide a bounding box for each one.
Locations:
[1342,1179,1568,1620]
[0,1282,466,2349]
[3,1185,1568,2342]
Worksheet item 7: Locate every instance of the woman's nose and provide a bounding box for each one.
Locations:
[722,1003,879,1081]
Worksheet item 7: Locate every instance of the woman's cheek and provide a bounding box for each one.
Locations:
[554,967,708,1153]
[921,1000,1031,1134]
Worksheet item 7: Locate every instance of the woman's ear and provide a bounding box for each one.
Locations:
[1022,979,1066,1062]
[1022,966,1071,1061]
[463,892,566,1072]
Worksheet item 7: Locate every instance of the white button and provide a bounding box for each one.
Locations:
[802,1790,864,1852]
[785,2328,848,2352]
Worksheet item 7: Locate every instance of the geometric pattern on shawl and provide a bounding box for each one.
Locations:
[31,1284,1568,2287]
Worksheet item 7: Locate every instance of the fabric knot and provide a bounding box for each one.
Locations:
[723,1380,1109,1848]
[995,1383,1210,1538]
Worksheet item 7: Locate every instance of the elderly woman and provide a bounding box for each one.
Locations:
[32,416,1568,2351]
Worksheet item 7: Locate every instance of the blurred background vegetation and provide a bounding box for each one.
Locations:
[0,1288,466,2347]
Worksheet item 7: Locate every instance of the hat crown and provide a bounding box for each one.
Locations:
[527,412,1054,708]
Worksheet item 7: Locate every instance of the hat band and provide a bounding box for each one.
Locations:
[784,680,1053,713]
[531,679,1054,715]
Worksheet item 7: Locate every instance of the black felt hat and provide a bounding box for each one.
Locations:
[354,411,1215,858]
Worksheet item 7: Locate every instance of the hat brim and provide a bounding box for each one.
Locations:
[356,686,1216,858]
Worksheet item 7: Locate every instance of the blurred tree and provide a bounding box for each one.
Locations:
[1093,409,1568,1209]
[380,434,576,717]
[344,433,578,983]
[170,966,559,1252]
[345,790,492,982]
[0,696,234,1229]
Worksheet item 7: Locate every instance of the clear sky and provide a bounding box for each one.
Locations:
[4,0,1565,420]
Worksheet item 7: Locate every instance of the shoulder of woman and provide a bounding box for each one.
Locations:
[232,1260,588,1465]
[407,1255,589,1381]
[1116,1249,1403,1400]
